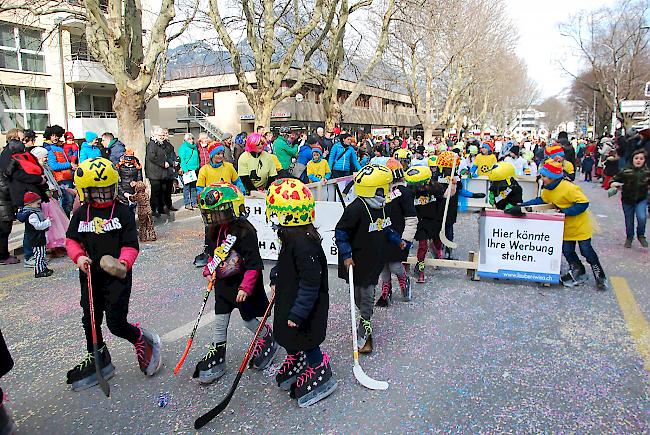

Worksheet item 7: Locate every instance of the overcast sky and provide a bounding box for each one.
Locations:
[505,0,617,99]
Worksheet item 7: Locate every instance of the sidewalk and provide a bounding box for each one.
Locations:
[7,194,187,256]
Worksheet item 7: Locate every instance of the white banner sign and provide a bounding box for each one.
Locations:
[478,209,564,283]
[245,198,344,265]
[371,128,392,137]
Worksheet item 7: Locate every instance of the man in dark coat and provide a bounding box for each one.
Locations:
[145,130,169,217]
[0,133,24,264]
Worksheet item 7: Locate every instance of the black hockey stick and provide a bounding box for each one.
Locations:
[194,291,276,429]
[86,266,110,397]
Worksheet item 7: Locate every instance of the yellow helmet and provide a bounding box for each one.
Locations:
[404,166,432,185]
[74,157,118,202]
[266,178,315,226]
[354,164,393,198]
[437,151,461,169]
[393,148,412,160]
[487,162,516,183]
[427,155,437,168]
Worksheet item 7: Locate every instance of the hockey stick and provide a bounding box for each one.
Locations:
[86,266,110,397]
[194,291,276,429]
[439,157,458,249]
[348,266,389,390]
[173,272,216,375]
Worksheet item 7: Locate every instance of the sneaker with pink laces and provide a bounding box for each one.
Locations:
[375,280,392,307]
[249,324,278,370]
[293,353,337,407]
[275,351,307,391]
[133,323,162,376]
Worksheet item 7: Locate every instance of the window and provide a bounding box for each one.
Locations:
[70,33,97,61]
[0,23,45,73]
[0,86,49,131]
[73,91,115,117]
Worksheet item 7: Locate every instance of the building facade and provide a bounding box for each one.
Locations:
[0,9,153,145]
[157,71,420,142]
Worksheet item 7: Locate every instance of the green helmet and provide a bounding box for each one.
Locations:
[199,182,246,224]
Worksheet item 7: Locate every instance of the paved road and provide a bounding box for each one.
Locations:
[0,181,648,433]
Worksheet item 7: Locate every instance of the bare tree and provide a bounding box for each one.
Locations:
[559,0,650,133]
[305,0,396,131]
[536,96,571,133]
[206,0,337,129]
[1,0,196,158]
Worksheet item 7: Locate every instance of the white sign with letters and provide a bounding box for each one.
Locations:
[478,209,564,283]
[245,198,344,265]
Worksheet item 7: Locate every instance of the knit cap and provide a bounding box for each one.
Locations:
[544,144,564,158]
[539,158,564,179]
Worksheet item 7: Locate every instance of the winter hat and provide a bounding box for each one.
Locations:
[509,145,520,156]
[222,132,233,141]
[480,143,491,152]
[311,145,323,156]
[64,132,75,140]
[30,146,48,161]
[544,144,564,158]
[124,148,135,156]
[539,159,564,179]
[85,131,98,143]
[416,145,425,155]
[23,191,40,205]
[209,142,225,159]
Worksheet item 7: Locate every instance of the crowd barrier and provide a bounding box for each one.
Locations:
[246,174,544,271]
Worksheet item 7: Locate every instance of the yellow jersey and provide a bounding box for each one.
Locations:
[474,154,497,176]
[541,179,592,241]
[197,162,239,187]
[307,159,331,181]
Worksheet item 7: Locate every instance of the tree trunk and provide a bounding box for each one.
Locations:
[423,124,434,144]
[114,88,147,160]
[325,100,341,132]
[254,102,273,131]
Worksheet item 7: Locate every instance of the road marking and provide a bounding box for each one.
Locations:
[162,311,216,342]
[589,211,601,235]
[174,215,202,224]
[611,276,650,374]
[0,270,33,283]
[161,287,272,343]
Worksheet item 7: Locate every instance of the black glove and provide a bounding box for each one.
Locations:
[472,192,486,199]
[503,205,525,217]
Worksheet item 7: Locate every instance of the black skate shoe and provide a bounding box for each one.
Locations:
[192,342,226,384]
[560,262,587,287]
[444,247,457,260]
[398,274,412,301]
[66,346,115,391]
[294,353,337,408]
[34,267,54,278]
[249,325,279,370]
[133,323,162,376]
[357,318,373,354]
[0,403,16,435]
[276,351,307,391]
[638,236,648,248]
[591,263,609,291]
[375,281,392,307]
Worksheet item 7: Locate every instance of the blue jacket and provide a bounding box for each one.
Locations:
[297,144,313,166]
[106,138,126,166]
[328,143,361,172]
[79,142,102,162]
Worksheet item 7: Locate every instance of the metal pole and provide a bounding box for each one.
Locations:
[610,86,617,137]
[592,90,597,139]
[56,19,69,131]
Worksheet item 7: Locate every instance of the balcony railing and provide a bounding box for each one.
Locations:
[70,52,98,62]
[68,111,117,119]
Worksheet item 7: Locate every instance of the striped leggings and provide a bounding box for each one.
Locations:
[33,245,47,274]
